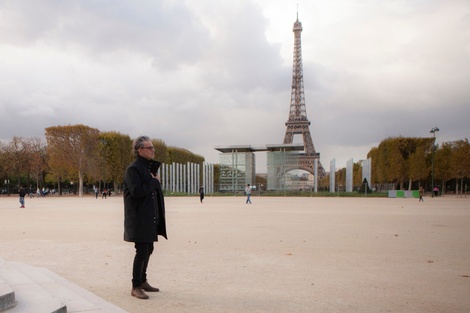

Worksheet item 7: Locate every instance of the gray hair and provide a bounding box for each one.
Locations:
[133,135,151,157]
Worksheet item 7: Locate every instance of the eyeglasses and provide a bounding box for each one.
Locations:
[141,146,155,150]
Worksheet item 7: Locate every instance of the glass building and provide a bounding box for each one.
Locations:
[215,144,305,192]
[216,146,256,192]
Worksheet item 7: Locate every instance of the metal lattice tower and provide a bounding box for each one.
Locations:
[283,13,325,177]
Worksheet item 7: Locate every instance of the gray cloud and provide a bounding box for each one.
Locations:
[1,0,469,171]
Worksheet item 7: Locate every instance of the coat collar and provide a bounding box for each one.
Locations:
[136,156,161,174]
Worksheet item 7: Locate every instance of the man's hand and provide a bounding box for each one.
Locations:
[151,173,160,181]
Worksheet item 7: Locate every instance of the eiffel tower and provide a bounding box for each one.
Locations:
[283,13,325,177]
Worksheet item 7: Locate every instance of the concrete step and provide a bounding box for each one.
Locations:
[0,261,67,313]
[0,278,16,311]
[0,258,128,313]
[35,267,128,313]
[0,258,16,311]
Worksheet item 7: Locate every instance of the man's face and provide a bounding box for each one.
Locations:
[138,140,155,160]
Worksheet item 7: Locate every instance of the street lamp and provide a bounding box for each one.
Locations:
[430,127,439,197]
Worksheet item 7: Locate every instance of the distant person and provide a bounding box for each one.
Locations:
[419,186,424,202]
[19,186,26,208]
[199,186,204,203]
[124,136,167,300]
[433,186,439,197]
[102,189,107,199]
[245,184,252,204]
[95,188,99,199]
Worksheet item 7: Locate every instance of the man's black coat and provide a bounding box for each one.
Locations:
[123,156,167,242]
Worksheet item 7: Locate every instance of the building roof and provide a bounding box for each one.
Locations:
[265,144,305,152]
[214,143,304,153]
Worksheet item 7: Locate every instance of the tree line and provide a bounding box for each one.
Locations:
[367,136,469,193]
[317,136,469,194]
[0,124,204,196]
[2,126,468,195]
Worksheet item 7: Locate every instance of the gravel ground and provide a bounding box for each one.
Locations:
[1,194,469,313]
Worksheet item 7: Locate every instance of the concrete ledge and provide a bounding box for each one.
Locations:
[0,282,16,311]
[0,258,128,313]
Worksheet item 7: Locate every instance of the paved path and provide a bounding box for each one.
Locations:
[1,195,469,312]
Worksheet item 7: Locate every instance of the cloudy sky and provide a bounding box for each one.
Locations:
[1,0,469,172]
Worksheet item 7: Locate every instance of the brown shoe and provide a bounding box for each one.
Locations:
[141,281,160,292]
[131,287,149,299]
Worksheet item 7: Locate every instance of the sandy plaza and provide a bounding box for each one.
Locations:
[0,194,469,313]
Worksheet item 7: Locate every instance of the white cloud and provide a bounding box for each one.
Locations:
[0,0,469,171]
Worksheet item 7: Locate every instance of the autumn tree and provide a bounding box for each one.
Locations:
[434,142,453,193]
[368,147,381,184]
[46,124,100,197]
[153,139,169,164]
[167,146,204,164]
[7,137,29,188]
[383,139,402,186]
[369,138,403,188]
[99,131,133,192]
[407,145,428,189]
[24,137,48,190]
[353,162,362,187]
[406,138,433,190]
[0,141,11,191]
[449,139,470,194]
[368,137,435,190]
[319,173,329,191]
[336,168,346,190]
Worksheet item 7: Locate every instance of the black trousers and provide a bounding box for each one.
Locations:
[132,242,154,288]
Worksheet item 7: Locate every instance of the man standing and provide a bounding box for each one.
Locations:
[245,184,252,204]
[124,136,167,300]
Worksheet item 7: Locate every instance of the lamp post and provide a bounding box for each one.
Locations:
[430,127,439,197]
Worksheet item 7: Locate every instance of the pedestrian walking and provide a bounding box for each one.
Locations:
[19,186,26,208]
[419,186,424,202]
[245,184,252,204]
[199,186,204,203]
